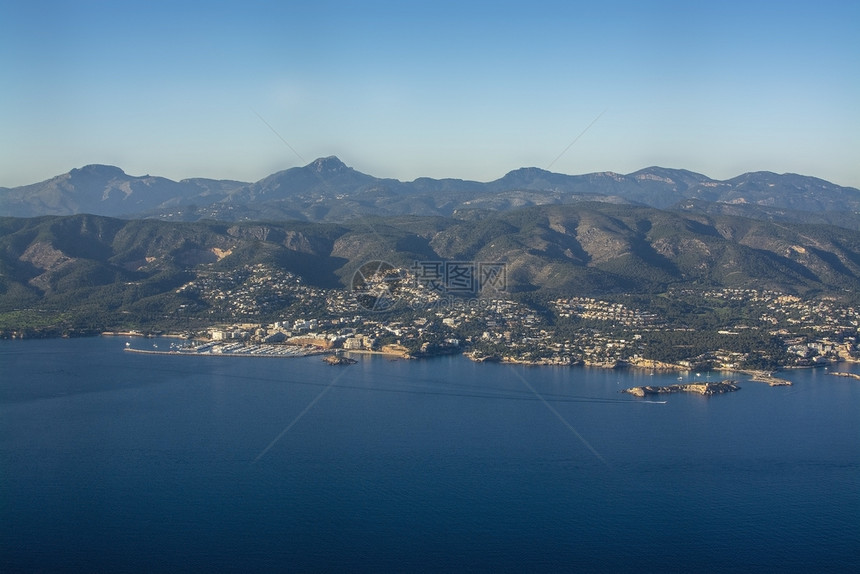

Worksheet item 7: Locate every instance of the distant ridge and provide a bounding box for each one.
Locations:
[2,157,859,226]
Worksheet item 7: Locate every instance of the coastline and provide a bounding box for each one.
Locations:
[342,348,414,359]
[11,333,856,384]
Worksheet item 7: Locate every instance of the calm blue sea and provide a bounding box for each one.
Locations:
[1,337,858,572]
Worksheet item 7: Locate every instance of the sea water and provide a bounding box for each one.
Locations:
[1,337,858,572]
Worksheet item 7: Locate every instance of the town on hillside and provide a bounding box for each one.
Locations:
[123,263,860,372]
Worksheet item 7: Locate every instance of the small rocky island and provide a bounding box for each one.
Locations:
[827,371,860,381]
[623,380,740,397]
[323,354,357,366]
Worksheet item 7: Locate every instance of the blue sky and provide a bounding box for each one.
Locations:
[2,0,858,188]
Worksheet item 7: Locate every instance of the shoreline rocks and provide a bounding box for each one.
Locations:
[742,370,793,386]
[827,371,860,381]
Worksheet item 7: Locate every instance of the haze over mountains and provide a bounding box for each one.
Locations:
[3,157,859,228]
[4,157,860,335]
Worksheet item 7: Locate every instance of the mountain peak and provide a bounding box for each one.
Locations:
[503,166,553,178]
[307,156,348,174]
[70,164,127,178]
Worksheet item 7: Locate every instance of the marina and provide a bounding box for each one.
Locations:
[124,340,324,358]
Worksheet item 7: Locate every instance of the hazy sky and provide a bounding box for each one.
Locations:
[2,0,858,188]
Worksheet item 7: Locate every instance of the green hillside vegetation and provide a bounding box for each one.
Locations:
[3,203,860,336]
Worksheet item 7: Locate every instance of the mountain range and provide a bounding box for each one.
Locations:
[4,158,860,335]
[3,157,859,228]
